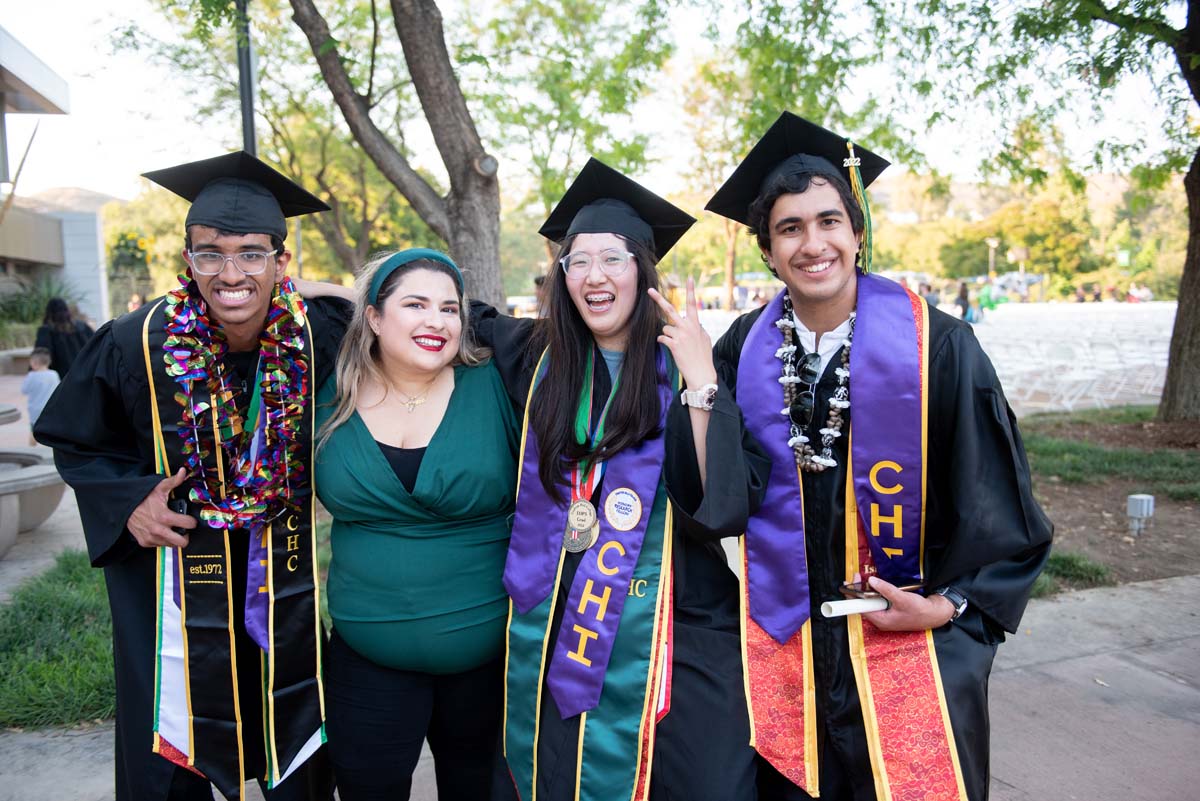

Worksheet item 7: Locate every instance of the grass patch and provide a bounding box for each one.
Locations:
[1024,405,1158,428]
[1022,404,1199,499]
[0,550,114,727]
[1030,549,1115,598]
[1044,550,1112,586]
[1023,434,1200,486]
[1029,572,1060,599]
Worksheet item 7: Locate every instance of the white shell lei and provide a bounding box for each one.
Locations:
[776,293,855,472]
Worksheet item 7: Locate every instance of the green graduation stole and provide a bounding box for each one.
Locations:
[504,351,676,801]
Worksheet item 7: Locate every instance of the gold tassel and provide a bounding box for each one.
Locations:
[845,142,873,274]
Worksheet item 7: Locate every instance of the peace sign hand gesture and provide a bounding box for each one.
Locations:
[648,277,718,391]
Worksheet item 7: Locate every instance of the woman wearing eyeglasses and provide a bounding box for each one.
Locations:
[312,249,520,801]
[472,159,763,801]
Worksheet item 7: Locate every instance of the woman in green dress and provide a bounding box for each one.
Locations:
[313,248,519,800]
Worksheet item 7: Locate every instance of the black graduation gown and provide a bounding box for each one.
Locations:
[668,304,1053,801]
[471,304,761,801]
[33,296,350,801]
[35,320,95,377]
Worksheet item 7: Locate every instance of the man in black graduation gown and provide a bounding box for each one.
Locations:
[34,153,349,801]
[667,113,1053,800]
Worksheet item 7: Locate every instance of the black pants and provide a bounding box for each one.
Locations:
[163,750,333,801]
[325,629,509,801]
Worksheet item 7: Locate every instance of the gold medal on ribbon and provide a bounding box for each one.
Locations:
[563,520,599,553]
[567,499,598,532]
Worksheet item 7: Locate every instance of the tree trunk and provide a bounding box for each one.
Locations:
[1158,145,1200,421]
[390,0,503,306]
[449,186,504,307]
[723,219,738,310]
[289,0,505,306]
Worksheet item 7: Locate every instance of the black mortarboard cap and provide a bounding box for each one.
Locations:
[539,158,695,260]
[142,151,329,241]
[705,112,890,226]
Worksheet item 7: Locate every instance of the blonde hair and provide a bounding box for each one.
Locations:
[316,250,490,453]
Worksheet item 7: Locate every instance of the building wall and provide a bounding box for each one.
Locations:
[52,211,109,325]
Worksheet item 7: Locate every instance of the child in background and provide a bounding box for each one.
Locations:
[22,348,60,445]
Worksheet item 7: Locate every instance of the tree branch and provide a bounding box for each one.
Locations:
[1079,0,1180,50]
[288,0,450,239]
[367,0,379,105]
[388,0,495,190]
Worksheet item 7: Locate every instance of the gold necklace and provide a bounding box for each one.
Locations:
[388,370,442,413]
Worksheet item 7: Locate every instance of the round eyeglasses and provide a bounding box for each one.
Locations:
[187,250,278,276]
[559,248,634,278]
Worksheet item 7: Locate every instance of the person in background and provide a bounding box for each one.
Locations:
[21,347,59,446]
[956,281,971,320]
[920,281,941,309]
[127,292,145,313]
[35,297,94,377]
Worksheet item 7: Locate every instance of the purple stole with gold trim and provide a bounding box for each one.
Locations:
[736,274,968,800]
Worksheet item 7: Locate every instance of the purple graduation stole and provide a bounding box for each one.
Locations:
[736,274,965,800]
[504,351,672,718]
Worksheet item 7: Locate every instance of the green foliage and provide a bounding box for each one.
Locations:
[0,550,115,727]
[118,0,436,279]
[109,231,151,279]
[1031,549,1115,597]
[499,206,552,296]
[103,186,193,297]
[0,276,84,325]
[0,322,38,350]
[460,0,675,217]
[1044,550,1113,587]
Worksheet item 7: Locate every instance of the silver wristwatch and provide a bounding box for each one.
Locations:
[935,586,968,620]
[680,383,718,411]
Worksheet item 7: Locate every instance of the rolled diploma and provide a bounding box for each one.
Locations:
[821,597,890,618]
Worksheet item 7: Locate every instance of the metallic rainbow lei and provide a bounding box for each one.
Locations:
[162,273,310,529]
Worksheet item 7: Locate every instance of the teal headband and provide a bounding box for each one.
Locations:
[368,247,464,305]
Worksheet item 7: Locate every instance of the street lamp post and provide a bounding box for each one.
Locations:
[985,237,1000,278]
[235,0,256,156]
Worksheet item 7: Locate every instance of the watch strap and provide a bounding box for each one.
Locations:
[680,383,718,411]
[936,586,968,620]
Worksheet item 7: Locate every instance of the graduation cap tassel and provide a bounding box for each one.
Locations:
[844,141,873,274]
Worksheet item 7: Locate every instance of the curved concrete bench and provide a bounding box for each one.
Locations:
[0,450,66,558]
[0,404,19,426]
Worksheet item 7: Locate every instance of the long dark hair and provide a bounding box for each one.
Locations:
[42,298,74,332]
[529,234,665,502]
